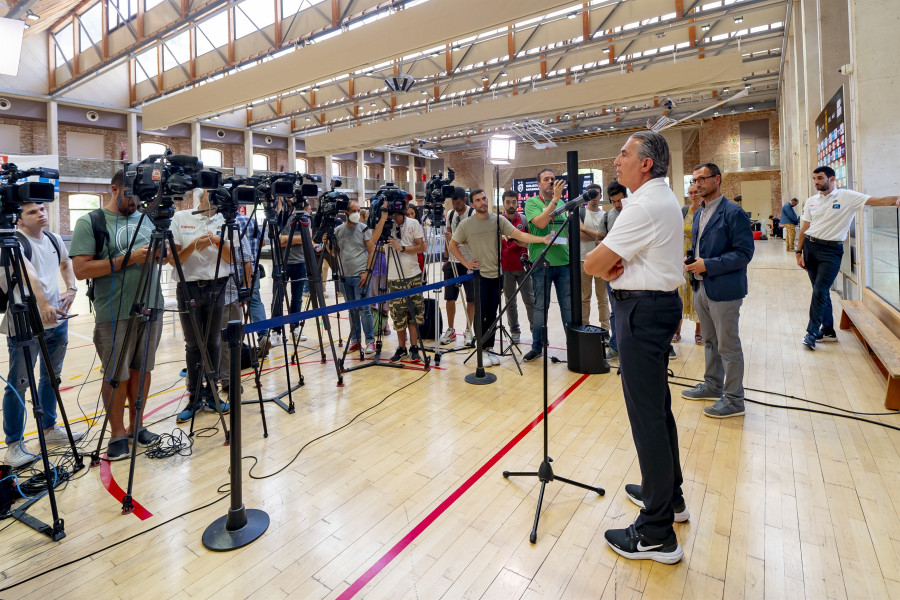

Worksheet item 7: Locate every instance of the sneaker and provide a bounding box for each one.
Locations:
[4,440,36,468]
[624,484,690,522]
[440,328,457,345]
[511,331,521,343]
[802,333,816,351]
[409,345,421,362]
[270,332,284,346]
[463,329,475,346]
[43,425,84,445]
[703,398,746,419]
[347,341,361,353]
[604,523,683,564]
[176,405,197,424]
[390,346,408,362]
[523,349,541,362]
[364,342,377,357]
[818,328,838,343]
[668,345,677,358]
[291,327,308,342]
[134,428,160,447]
[106,437,130,461]
[204,399,231,414]
[606,348,618,360]
[681,383,721,401]
[486,352,500,366]
[257,335,272,360]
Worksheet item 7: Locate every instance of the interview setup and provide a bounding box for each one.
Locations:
[5,0,900,598]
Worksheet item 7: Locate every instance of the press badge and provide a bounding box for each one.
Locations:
[832,204,840,209]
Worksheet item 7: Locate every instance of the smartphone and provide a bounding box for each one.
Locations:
[58,314,78,320]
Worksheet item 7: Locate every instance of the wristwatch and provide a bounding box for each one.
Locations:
[795,250,802,254]
[400,245,406,253]
[68,285,78,292]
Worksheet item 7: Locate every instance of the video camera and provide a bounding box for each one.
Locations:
[125,152,220,225]
[422,168,454,226]
[367,182,409,242]
[312,179,350,243]
[0,163,59,229]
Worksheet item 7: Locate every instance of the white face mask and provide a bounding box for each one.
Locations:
[348,212,360,223]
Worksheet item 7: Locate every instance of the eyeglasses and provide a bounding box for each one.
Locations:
[690,175,718,185]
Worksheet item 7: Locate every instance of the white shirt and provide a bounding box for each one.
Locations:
[170,209,234,282]
[385,216,424,280]
[602,178,684,292]
[801,187,870,242]
[1,231,68,335]
[580,206,605,261]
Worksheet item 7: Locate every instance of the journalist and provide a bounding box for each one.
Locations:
[330,201,377,356]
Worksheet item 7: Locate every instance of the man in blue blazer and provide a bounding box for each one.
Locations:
[682,163,755,418]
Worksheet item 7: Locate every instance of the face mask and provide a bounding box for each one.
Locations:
[348,212,360,223]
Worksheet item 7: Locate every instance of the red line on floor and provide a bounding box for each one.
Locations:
[98,460,153,520]
[336,373,591,600]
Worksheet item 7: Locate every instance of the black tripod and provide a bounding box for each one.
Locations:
[0,225,84,540]
[501,210,604,543]
[88,201,231,515]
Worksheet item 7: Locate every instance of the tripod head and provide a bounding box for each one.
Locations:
[0,163,59,235]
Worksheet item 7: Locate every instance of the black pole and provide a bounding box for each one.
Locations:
[465,269,496,385]
[202,320,269,551]
[566,150,583,327]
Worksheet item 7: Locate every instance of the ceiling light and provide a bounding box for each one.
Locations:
[723,87,729,92]
[500,70,508,77]
[421,90,429,95]
[714,111,719,116]
[481,75,489,81]
[431,52,440,57]
[567,12,577,19]
[609,125,615,130]
[25,10,40,20]
[305,117,311,121]
[602,47,610,53]
[621,106,627,110]
[701,24,710,31]
[734,16,744,23]
[22,21,30,28]
[748,106,754,110]
[312,85,320,91]
[370,101,376,106]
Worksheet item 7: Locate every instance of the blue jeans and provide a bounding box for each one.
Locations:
[803,241,843,335]
[3,321,68,444]
[272,262,307,334]
[341,275,375,345]
[531,264,572,352]
[248,274,267,335]
[607,281,617,351]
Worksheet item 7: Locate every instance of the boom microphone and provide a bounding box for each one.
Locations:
[547,188,600,219]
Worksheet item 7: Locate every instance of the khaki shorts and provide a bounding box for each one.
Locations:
[388,275,425,330]
[93,317,164,383]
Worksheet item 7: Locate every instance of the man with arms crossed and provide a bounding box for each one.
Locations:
[70,170,163,459]
[797,166,900,350]
[585,131,687,564]
[3,202,83,467]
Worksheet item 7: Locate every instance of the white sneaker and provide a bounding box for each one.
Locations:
[270,332,283,346]
[291,327,308,342]
[440,328,457,345]
[4,440,36,468]
[487,351,500,366]
[364,342,377,357]
[43,425,83,445]
[463,329,475,346]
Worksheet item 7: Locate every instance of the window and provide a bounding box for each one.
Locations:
[53,24,74,64]
[140,142,167,160]
[108,0,139,30]
[135,48,158,83]
[200,148,223,168]
[296,157,308,172]
[331,160,342,176]
[196,12,230,56]
[163,31,191,71]
[79,4,103,51]
[235,0,276,39]
[252,153,269,172]
[69,193,101,228]
[865,208,900,309]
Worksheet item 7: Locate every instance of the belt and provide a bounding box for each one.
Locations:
[611,289,678,301]
[807,236,842,247]
[185,277,229,288]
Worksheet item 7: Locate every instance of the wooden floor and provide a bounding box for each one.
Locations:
[3,239,900,599]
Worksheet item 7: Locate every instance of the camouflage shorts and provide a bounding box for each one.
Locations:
[388,275,425,330]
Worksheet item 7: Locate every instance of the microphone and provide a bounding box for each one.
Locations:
[547,188,599,219]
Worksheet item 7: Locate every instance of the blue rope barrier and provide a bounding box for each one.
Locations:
[243,273,474,335]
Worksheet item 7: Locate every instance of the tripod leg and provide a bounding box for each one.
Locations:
[529,481,548,544]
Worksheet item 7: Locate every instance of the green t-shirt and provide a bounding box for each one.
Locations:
[69,209,164,322]
[524,196,569,266]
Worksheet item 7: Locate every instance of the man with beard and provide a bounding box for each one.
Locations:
[499,190,534,343]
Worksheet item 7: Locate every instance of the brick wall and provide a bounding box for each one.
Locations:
[0,117,49,154]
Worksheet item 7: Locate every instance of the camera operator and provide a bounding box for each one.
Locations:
[270,201,309,345]
[367,198,426,362]
[327,201,376,356]
[450,189,550,365]
[441,187,475,346]
[234,212,273,359]
[500,190,534,344]
[170,188,234,422]
[2,202,83,468]
[70,169,163,460]
[218,213,254,399]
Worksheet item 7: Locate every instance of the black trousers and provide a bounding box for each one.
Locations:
[615,291,683,539]
[478,276,502,348]
[177,279,227,407]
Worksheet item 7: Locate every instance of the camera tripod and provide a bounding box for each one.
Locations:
[88,204,231,515]
[0,225,84,540]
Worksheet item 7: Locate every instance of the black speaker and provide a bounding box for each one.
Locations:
[566,324,610,374]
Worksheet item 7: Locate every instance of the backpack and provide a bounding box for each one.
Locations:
[0,231,63,313]
[84,208,114,310]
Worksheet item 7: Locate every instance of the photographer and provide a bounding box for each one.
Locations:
[270,202,309,344]
[170,188,234,422]
[450,190,550,365]
[367,197,426,362]
[328,201,376,356]
[441,187,475,346]
[2,202,83,468]
[70,169,163,460]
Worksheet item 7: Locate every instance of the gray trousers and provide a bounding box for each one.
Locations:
[219,300,242,388]
[502,270,534,335]
[694,283,745,403]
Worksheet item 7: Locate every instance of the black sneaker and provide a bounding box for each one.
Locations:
[668,345,677,358]
[135,428,160,447]
[523,349,541,362]
[624,484,690,522]
[604,523,684,564]
[390,346,409,363]
[107,437,130,461]
[818,328,838,342]
[409,345,421,362]
[802,333,816,351]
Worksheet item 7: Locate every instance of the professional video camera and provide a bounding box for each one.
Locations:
[312,179,350,243]
[423,168,455,210]
[125,152,220,225]
[367,182,409,242]
[0,163,58,228]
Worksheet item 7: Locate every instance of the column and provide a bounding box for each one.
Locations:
[356,150,366,203]
[663,129,684,197]
[483,162,496,212]
[244,130,254,175]
[408,154,417,201]
[47,101,60,233]
[384,150,392,188]
[191,121,202,158]
[125,111,138,161]
[287,137,297,172]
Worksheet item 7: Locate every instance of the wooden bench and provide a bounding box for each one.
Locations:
[840,300,900,409]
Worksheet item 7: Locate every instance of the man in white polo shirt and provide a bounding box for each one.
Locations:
[585,131,687,565]
[796,166,900,350]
